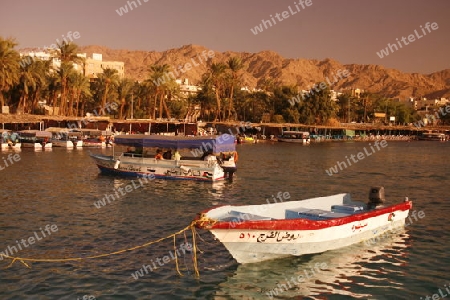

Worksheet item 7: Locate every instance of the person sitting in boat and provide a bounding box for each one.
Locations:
[201,150,212,160]
[173,150,181,161]
[155,149,163,160]
[125,147,135,156]
[207,153,218,167]
[203,151,214,160]
[163,149,172,159]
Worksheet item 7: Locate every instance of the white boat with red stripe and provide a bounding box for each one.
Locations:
[195,187,412,264]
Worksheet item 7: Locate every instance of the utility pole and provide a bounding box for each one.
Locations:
[364,95,368,123]
[348,96,350,123]
[131,92,134,119]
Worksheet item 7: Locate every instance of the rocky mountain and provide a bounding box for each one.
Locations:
[72,44,449,100]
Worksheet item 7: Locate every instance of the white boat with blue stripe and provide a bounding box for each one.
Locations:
[90,134,236,182]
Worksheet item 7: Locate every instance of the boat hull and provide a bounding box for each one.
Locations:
[1,142,22,151]
[209,210,408,264]
[198,194,412,264]
[51,140,78,148]
[83,141,106,148]
[278,138,310,144]
[21,142,52,150]
[90,153,226,182]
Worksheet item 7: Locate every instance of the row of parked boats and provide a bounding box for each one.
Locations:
[0,128,112,151]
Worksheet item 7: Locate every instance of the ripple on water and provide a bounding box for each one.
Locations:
[0,143,449,299]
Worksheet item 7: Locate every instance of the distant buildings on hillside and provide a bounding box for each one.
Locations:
[19,50,124,79]
[84,53,124,79]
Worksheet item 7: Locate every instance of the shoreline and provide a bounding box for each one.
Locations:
[1,113,449,136]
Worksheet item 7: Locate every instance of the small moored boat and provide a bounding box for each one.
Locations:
[237,135,256,144]
[90,134,237,182]
[45,127,83,148]
[19,130,52,150]
[278,131,310,144]
[0,130,21,150]
[417,131,447,141]
[195,187,412,264]
[75,129,109,148]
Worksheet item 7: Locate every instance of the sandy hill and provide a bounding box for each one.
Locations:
[49,44,450,99]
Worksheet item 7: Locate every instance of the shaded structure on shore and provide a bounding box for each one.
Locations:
[1,114,449,141]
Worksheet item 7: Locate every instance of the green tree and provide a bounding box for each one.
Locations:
[132,81,150,119]
[195,81,216,121]
[98,68,120,114]
[300,84,338,124]
[16,58,50,113]
[147,64,176,119]
[45,72,60,116]
[68,72,91,117]
[30,60,51,114]
[56,63,77,115]
[53,41,84,116]
[202,62,227,121]
[336,93,359,123]
[226,56,244,120]
[117,78,134,119]
[271,85,298,123]
[0,37,20,108]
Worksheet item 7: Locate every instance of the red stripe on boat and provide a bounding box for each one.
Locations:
[201,201,412,231]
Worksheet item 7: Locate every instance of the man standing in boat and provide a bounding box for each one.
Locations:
[220,151,238,181]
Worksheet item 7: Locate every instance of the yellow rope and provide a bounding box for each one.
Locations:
[173,235,183,277]
[0,217,218,277]
[191,225,200,278]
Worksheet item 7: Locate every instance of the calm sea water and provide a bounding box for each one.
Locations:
[0,140,449,300]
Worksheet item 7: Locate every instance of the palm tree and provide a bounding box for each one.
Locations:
[98,68,120,114]
[30,60,51,114]
[226,57,244,120]
[0,37,20,108]
[203,62,227,121]
[147,64,175,119]
[16,58,49,113]
[117,78,134,119]
[45,73,60,116]
[56,63,77,115]
[161,77,181,120]
[132,81,150,119]
[69,72,91,117]
[16,57,36,113]
[195,81,216,121]
[53,41,84,116]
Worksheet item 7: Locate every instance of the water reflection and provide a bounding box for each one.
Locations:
[214,231,411,299]
[208,181,227,205]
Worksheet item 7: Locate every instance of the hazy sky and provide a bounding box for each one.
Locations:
[1,0,449,74]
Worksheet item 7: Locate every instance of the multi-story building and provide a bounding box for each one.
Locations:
[19,50,124,78]
[413,98,449,110]
[176,78,200,98]
[84,53,125,79]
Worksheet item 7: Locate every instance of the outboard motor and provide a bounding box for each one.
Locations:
[368,186,385,209]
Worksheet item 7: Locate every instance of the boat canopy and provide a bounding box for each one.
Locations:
[45,127,71,133]
[113,134,236,152]
[19,130,52,138]
[73,129,102,135]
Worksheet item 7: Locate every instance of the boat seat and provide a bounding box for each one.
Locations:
[331,204,365,214]
[285,208,350,220]
[218,210,273,222]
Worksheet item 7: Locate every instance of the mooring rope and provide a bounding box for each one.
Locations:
[0,216,218,278]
